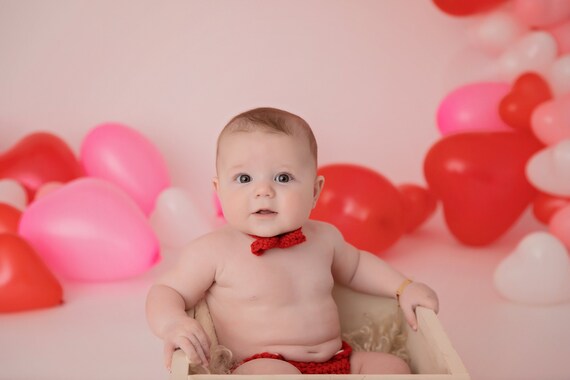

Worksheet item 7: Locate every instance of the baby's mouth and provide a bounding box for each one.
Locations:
[254,209,276,215]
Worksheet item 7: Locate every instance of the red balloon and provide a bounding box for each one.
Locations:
[0,233,63,312]
[311,164,404,255]
[532,192,570,225]
[0,132,84,200]
[397,184,438,233]
[432,0,507,16]
[499,72,552,131]
[424,132,543,246]
[0,203,21,234]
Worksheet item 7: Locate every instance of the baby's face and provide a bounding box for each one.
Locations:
[214,130,323,237]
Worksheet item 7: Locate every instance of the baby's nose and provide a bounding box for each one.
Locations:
[255,181,275,197]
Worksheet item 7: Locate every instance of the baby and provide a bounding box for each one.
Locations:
[146,107,439,375]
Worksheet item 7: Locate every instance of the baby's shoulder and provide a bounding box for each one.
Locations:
[178,226,234,259]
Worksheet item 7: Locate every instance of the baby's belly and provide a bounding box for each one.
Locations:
[207,294,342,362]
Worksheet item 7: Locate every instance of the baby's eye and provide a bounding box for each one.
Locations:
[236,174,252,183]
[275,173,293,183]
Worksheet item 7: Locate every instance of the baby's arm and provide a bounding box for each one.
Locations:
[328,224,438,330]
[146,240,217,370]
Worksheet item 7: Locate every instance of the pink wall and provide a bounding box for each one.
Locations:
[0,1,467,216]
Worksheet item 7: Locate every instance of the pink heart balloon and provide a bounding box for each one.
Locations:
[550,205,570,250]
[526,140,570,197]
[437,82,512,135]
[19,178,160,281]
[531,94,570,145]
[80,123,171,215]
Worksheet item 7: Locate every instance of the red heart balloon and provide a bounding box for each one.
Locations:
[432,0,507,16]
[499,72,552,131]
[424,132,543,246]
[0,233,63,312]
[397,184,438,233]
[532,192,570,225]
[0,203,21,234]
[0,132,84,200]
[311,164,404,255]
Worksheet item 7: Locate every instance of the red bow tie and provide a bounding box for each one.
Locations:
[249,228,306,256]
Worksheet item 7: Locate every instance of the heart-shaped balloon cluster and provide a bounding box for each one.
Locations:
[433,0,570,305]
[0,124,171,312]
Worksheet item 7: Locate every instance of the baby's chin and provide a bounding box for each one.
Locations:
[243,225,301,238]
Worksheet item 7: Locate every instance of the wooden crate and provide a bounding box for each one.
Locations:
[170,285,469,380]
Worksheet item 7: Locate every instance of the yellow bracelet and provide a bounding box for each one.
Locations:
[396,278,413,305]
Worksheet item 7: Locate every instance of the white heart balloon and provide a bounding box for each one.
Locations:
[494,231,570,305]
[0,179,27,210]
[548,54,570,97]
[526,139,570,197]
[498,31,558,81]
[468,10,526,55]
[150,187,212,250]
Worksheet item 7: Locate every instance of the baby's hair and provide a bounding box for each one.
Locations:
[216,107,318,166]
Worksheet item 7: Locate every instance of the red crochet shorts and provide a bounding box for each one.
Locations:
[234,341,352,374]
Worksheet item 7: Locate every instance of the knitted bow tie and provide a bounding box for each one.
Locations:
[249,228,306,256]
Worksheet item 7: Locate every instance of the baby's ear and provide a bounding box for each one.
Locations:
[313,175,325,207]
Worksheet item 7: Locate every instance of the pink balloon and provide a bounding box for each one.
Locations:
[550,205,570,249]
[19,178,160,281]
[436,82,512,135]
[531,94,570,145]
[514,0,570,28]
[80,123,170,215]
[548,20,570,55]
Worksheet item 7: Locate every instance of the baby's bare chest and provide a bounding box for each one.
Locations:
[212,245,334,303]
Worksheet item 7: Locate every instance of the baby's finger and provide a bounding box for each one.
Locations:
[175,336,202,365]
[188,334,209,366]
[194,328,211,358]
[163,343,176,369]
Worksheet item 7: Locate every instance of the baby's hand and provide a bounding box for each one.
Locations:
[398,282,439,331]
[162,316,211,370]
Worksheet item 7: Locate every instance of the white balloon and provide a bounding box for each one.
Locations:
[149,187,212,250]
[0,179,27,210]
[494,231,570,305]
[469,11,527,55]
[498,31,558,81]
[548,54,570,97]
[526,139,570,197]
